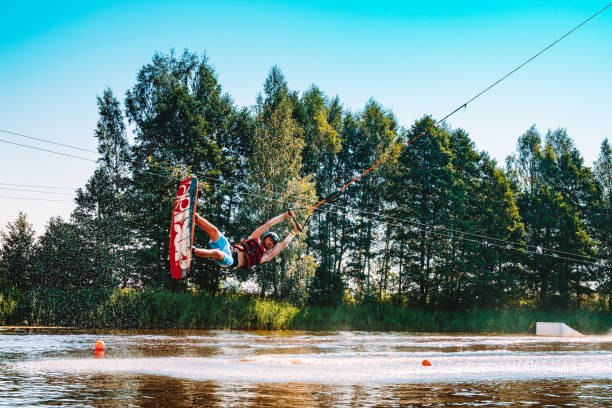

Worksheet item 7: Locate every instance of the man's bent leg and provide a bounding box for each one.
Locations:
[195,213,221,241]
[193,247,225,262]
[208,234,234,267]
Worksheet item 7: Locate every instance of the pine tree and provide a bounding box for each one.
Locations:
[331,100,400,301]
[295,87,344,304]
[390,117,453,307]
[32,217,104,289]
[594,139,612,309]
[419,129,521,308]
[508,127,596,309]
[0,212,35,289]
[124,50,245,290]
[468,158,524,307]
[72,88,131,287]
[246,66,316,299]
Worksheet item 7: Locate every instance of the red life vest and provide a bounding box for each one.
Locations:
[233,238,267,268]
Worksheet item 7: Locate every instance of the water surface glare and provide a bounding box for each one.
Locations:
[1,329,611,406]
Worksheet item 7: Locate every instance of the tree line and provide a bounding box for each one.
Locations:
[1,50,610,311]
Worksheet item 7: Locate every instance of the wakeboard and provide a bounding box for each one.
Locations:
[169,177,198,279]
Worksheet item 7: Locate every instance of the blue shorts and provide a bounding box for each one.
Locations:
[209,234,234,267]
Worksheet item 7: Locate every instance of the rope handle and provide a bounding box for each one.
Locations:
[287,208,303,232]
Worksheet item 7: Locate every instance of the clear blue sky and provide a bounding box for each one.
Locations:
[1,0,611,233]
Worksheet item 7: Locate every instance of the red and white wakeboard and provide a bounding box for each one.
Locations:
[169,177,198,279]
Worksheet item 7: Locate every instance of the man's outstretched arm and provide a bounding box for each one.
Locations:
[249,211,292,240]
[260,226,301,263]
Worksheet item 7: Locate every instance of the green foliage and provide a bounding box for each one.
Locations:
[246,67,316,299]
[0,289,25,325]
[593,139,612,309]
[123,50,250,290]
[72,88,132,286]
[31,217,115,288]
[0,212,35,289]
[4,50,609,319]
[2,287,611,333]
[507,127,601,309]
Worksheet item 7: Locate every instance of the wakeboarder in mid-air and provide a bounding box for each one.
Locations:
[192,210,302,269]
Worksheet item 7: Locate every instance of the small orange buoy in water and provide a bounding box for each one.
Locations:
[422,359,432,366]
[94,340,105,351]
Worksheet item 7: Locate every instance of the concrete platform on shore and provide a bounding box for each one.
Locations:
[536,322,583,337]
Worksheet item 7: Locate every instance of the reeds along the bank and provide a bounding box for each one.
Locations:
[1,288,611,333]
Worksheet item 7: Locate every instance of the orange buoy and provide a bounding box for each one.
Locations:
[422,359,432,366]
[94,340,105,351]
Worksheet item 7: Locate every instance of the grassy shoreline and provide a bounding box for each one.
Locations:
[2,288,610,334]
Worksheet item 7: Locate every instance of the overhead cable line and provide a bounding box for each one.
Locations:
[193,171,603,263]
[167,173,605,266]
[309,206,603,267]
[0,129,98,154]
[223,185,603,266]
[1,137,606,265]
[0,138,97,162]
[159,166,606,263]
[306,1,612,217]
[0,135,604,259]
[1,177,597,265]
[157,167,604,264]
[0,187,75,196]
[0,182,75,190]
[0,134,312,206]
[0,195,73,203]
[2,168,606,266]
[460,2,612,110]
[314,201,602,262]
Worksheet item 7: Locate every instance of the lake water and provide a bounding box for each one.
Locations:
[1,328,611,407]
